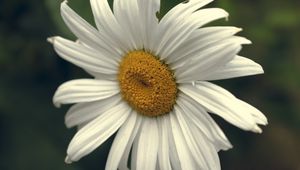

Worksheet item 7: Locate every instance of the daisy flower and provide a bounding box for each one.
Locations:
[48,0,267,169]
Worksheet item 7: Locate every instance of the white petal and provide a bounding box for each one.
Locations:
[84,70,117,81]
[159,0,214,25]
[195,81,267,126]
[76,121,89,131]
[237,99,268,125]
[90,0,129,52]
[197,81,267,128]
[166,115,181,170]
[133,117,159,170]
[175,43,242,83]
[65,94,121,128]
[131,132,138,170]
[177,93,232,151]
[60,1,122,58]
[113,0,142,50]
[203,55,264,80]
[179,82,262,133]
[151,0,213,52]
[66,102,131,163]
[118,112,142,170]
[49,36,118,74]
[53,79,119,107]
[137,0,160,51]
[172,36,251,70]
[82,60,116,80]
[157,8,229,59]
[157,116,172,170]
[168,112,197,170]
[105,113,139,170]
[188,122,221,170]
[174,106,221,169]
[173,106,207,169]
[166,26,242,64]
[173,35,251,82]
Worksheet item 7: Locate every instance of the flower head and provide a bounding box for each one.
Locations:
[49,0,267,169]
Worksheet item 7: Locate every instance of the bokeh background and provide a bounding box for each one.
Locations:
[1,0,300,169]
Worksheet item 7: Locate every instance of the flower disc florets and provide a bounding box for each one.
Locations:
[118,50,177,117]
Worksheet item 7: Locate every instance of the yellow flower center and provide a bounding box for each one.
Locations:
[118,50,177,117]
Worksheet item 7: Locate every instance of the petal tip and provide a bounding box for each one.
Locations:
[225,16,229,21]
[253,125,262,134]
[259,66,265,74]
[53,97,61,108]
[47,37,55,44]
[254,64,265,75]
[62,0,68,5]
[222,142,233,151]
[238,37,252,45]
[232,27,243,34]
[262,118,268,126]
[54,103,61,108]
[245,39,252,44]
[53,95,61,108]
[64,118,74,128]
[226,145,234,151]
[65,156,73,164]
[222,10,230,21]
[60,0,70,12]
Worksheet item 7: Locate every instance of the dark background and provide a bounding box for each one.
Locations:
[0,0,299,169]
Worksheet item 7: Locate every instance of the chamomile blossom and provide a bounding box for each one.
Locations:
[49,0,267,169]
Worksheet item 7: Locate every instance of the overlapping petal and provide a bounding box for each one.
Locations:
[106,113,141,170]
[174,105,221,169]
[175,44,241,83]
[151,0,214,52]
[60,1,122,57]
[49,36,118,75]
[168,112,197,170]
[137,0,160,51]
[203,55,264,80]
[133,118,159,170]
[157,116,172,170]
[175,36,251,82]
[117,111,143,170]
[157,8,229,59]
[166,26,242,64]
[179,81,266,133]
[65,94,121,128]
[66,102,131,163]
[188,122,221,169]
[167,116,181,170]
[89,0,129,52]
[177,93,232,151]
[53,79,119,107]
[113,0,143,50]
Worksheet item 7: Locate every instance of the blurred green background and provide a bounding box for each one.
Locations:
[0,0,299,169]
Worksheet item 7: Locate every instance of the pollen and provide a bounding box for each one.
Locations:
[118,50,177,117]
